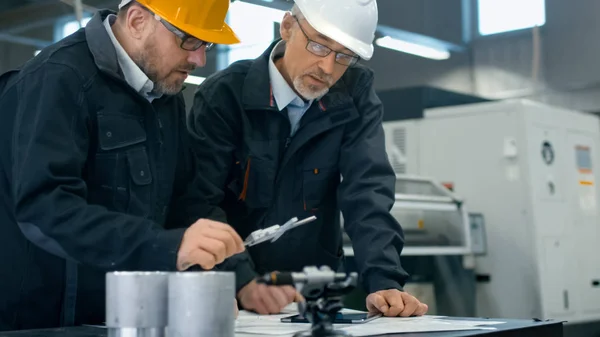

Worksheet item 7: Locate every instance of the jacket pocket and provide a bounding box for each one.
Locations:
[302,167,338,211]
[97,115,146,150]
[89,115,151,216]
[125,147,153,216]
[238,156,276,209]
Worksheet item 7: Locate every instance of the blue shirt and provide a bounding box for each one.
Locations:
[268,41,313,136]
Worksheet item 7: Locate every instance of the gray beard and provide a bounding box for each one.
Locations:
[132,44,182,96]
[293,76,329,100]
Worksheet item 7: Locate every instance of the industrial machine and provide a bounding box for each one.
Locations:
[342,175,472,258]
[340,175,475,317]
[382,99,600,324]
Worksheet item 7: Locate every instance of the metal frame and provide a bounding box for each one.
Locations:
[393,200,458,212]
[395,174,464,202]
[344,246,472,257]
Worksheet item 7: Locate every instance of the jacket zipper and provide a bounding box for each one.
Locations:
[276,104,351,214]
[259,108,291,225]
[156,114,164,146]
[152,104,167,220]
[239,157,251,201]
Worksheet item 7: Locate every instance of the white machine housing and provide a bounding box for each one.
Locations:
[382,99,600,324]
[341,174,472,257]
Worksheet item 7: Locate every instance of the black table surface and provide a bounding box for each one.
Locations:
[0,317,563,337]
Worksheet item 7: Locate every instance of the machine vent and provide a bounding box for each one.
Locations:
[390,127,407,174]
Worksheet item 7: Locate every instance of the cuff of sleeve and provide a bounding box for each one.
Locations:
[233,259,258,293]
[214,253,259,293]
[205,207,228,223]
[184,207,227,227]
[138,228,185,271]
[364,272,405,294]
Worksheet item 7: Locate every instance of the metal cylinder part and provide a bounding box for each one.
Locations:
[167,271,236,337]
[105,271,169,337]
[107,327,165,337]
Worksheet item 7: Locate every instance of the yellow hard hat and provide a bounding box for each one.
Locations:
[119,0,240,45]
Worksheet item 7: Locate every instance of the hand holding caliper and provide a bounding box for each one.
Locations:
[243,216,317,247]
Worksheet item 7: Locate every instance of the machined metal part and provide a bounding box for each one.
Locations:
[105,272,169,337]
[168,272,236,337]
[107,328,165,337]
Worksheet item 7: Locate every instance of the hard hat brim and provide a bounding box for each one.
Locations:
[183,22,241,45]
[176,21,241,45]
[136,0,240,46]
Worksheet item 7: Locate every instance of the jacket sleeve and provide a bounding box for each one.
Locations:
[338,71,409,294]
[9,63,184,271]
[164,95,227,229]
[187,87,258,291]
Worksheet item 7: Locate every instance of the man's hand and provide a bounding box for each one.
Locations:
[237,280,301,315]
[366,289,428,317]
[177,219,245,271]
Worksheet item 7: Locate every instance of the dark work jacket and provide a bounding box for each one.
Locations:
[0,11,207,330]
[188,41,409,297]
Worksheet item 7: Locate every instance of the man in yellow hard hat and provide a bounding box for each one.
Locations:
[0,0,243,330]
[188,0,428,318]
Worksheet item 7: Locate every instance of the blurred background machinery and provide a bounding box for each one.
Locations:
[382,94,600,325]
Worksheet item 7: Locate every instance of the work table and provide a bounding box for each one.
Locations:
[0,317,563,337]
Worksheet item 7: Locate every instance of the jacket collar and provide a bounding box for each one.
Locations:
[242,41,277,110]
[268,40,311,112]
[242,39,354,112]
[86,10,123,80]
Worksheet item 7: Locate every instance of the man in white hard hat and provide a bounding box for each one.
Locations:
[0,0,244,330]
[188,0,428,317]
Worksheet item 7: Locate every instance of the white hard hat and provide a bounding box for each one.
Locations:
[294,0,378,60]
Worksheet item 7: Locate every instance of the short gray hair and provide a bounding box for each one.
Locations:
[117,0,136,19]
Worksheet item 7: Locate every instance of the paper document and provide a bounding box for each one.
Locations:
[235,306,329,336]
[341,316,501,337]
[235,305,506,337]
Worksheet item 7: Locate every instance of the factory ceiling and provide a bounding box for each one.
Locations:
[0,0,115,44]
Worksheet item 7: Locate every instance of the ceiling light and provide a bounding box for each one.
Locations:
[375,36,450,61]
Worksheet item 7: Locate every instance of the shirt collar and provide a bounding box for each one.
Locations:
[268,40,312,111]
[103,14,161,102]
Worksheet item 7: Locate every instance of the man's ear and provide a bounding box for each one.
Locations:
[279,12,295,41]
[125,5,150,39]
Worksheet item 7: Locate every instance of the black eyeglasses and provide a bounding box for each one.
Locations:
[140,5,214,52]
[158,17,214,52]
[293,16,359,67]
